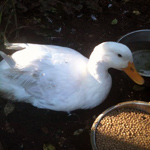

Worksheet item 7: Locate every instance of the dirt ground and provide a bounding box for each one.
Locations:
[0,0,150,150]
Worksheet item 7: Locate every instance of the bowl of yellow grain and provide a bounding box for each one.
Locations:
[91,101,150,150]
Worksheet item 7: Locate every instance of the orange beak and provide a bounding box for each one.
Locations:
[122,62,144,85]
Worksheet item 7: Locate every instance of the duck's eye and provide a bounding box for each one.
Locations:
[118,54,122,57]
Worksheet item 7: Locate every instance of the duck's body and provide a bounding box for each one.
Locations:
[0,42,144,112]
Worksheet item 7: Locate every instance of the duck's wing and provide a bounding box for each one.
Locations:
[0,51,16,68]
[2,44,88,106]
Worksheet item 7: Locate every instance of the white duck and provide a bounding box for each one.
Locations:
[0,42,144,112]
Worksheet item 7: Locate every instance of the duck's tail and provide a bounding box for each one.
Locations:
[5,43,26,50]
[0,51,16,68]
[4,35,26,51]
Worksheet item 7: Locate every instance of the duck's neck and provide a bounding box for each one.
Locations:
[78,60,111,109]
[87,60,110,83]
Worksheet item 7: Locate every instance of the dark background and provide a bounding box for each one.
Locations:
[0,0,150,150]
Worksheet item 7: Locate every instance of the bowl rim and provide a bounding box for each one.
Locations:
[90,100,150,150]
[117,29,150,43]
[118,29,150,77]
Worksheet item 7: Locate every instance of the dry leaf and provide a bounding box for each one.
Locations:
[133,10,141,15]
[43,144,56,150]
[111,18,118,25]
[4,102,15,116]
[73,129,84,135]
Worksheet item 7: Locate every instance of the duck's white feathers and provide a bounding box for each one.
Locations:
[0,44,111,112]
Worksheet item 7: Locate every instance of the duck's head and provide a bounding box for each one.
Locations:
[89,42,144,85]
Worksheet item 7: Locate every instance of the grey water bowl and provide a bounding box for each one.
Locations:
[91,101,150,150]
[118,29,150,77]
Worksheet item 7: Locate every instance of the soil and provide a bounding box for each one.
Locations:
[0,0,150,150]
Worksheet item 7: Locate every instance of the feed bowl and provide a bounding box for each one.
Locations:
[118,29,150,78]
[91,101,150,150]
